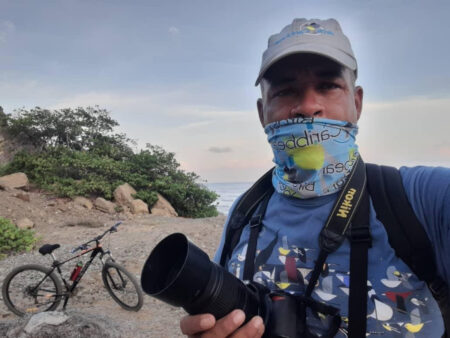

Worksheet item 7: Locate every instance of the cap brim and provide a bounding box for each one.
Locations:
[255,43,357,86]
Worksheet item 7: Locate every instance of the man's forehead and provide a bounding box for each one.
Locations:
[263,53,344,84]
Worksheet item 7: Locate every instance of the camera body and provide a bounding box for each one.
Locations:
[141,233,340,338]
[244,281,307,338]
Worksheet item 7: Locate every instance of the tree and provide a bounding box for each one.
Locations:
[0,106,7,127]
[4,106,134,157]
[1,106,218,218]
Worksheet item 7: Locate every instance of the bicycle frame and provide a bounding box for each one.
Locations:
[35,241,114,310]
[19,222,125,313]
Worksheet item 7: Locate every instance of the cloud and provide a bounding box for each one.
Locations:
[45,88,250,126]
[168,26,179,35]
[0,20,15,43]
[436,144,450,157]
[177,121,213,130]
[6,81,448,182]
[208,146,232,153]
[357,96,450,167]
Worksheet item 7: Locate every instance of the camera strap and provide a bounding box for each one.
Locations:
[305,156,371,337]
[305,155,367,297]
[243,155,372,337]
[347,179,371,338]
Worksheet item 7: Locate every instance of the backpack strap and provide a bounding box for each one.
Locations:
[219,167,274,267]
[366,163,449,336]
[366,164,436,282]
[366,163,437,281]
[243,190,273,281]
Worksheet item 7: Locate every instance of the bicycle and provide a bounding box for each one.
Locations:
[2,221,144,316]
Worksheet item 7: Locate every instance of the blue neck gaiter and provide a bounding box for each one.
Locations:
[264,117,359,199]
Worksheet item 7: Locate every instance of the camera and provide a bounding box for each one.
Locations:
[140,233,341,338]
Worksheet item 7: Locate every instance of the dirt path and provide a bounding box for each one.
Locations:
[0,188,227,337]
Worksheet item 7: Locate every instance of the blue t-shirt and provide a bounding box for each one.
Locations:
[214,166,450,337]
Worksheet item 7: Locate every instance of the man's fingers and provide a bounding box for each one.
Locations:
[179,311,264,338]
[180,314,215,335]
[230,316,265,338]
[202,310,246,338]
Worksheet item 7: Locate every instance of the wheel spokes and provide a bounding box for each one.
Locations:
[106,267,139,306]
[7,269,60,315]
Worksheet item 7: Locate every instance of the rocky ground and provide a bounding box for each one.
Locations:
[0,187,227,337]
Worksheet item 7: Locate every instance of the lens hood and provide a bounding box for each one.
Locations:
[141,233,212,307]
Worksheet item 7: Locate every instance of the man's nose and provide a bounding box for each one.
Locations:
[289,88,323,118]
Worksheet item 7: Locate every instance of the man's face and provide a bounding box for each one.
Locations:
[257,54,363,126]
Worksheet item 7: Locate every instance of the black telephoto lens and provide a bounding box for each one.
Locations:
[141,233,260,320]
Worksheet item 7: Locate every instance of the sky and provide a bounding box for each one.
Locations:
[1,0,449,183]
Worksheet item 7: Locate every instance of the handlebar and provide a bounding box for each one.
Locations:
[70,222,122,253]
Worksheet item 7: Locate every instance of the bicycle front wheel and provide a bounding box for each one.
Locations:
[102,261,143,311]
[2,264,63,316]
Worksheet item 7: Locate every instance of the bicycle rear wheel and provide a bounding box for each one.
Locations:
[2,264,63,316]
[102,261,143,311]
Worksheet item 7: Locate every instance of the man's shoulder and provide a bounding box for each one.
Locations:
[224,164,450,227]
[398,165,450,207]
[399,164,450,181]
[399,166,450,184]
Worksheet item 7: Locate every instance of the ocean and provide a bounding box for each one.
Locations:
[206,182,253,215]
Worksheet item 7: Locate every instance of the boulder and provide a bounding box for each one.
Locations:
[56,199,69,212]
[23,311,69,334]
[73,196,93,210]
[2,310,126,338]
[14,192,30,202]
[150,193,178,217]
[16,217,34,229]
[130,199,149,214]
[0,172,29,190]
[94,198,116,214]
[113,183,136,207]
[2,187,17,193]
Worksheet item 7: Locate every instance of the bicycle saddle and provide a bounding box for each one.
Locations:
[38,244,60,255]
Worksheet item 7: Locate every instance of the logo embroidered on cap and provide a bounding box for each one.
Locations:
[273,23,334,45]
[301,22,332,35]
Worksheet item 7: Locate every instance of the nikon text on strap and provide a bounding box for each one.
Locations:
[305,156,367,297]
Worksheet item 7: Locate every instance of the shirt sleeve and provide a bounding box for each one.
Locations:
[213,194,244,264]
[400,166,450,285]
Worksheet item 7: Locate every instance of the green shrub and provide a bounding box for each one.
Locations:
[133,190,159,208]
[1,107,219,218]
[0,217,37,259]
[152,173,219,218]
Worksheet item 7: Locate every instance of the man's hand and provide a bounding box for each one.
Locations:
[179,310,265,338]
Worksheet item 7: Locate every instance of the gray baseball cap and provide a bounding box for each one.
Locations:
[255,18,357,86]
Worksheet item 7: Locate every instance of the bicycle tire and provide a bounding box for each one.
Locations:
[102,261,143,311]
[2,264,63,316]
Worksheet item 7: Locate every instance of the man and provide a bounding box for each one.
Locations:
[180,18,449,337]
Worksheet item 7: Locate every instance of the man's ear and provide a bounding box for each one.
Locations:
[257,98,265,127]
[354,86,363,121]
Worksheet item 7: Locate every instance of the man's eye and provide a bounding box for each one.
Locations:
[274,88,294,97]
[318,82,340,90]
